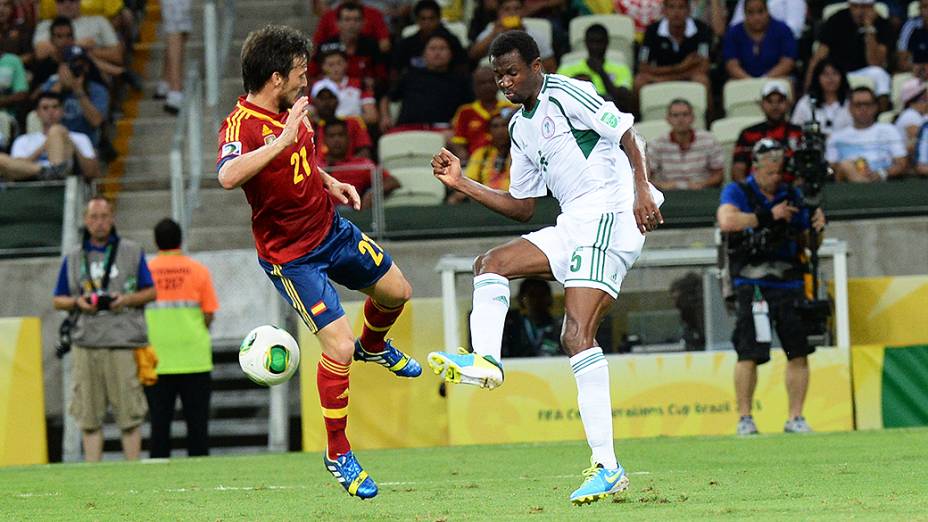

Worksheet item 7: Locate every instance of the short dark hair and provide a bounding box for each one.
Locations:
[50,16,73,32]
[488,30,540,65]
[337,2,363,19]
[414,0,441,17]
[851,85,877,103]
[154,218,182,250]
[325,118,348,133]
[667,98,693,112]
[240,25,311,94]
[584,23,608,39]
[36,91,64,106]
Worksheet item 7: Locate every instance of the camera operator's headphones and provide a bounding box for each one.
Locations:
[752,138,785,162]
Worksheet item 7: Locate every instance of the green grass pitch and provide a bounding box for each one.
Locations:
[1,428,927,521]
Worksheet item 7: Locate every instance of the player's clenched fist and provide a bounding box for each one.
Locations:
[431,147,462,188]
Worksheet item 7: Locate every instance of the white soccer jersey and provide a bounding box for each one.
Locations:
[507,74,636,215]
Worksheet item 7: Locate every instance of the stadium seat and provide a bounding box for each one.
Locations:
[567,14,635,65]
[383,167,446,207]
[823,2,888,20]
[723,78,792,119]
[400,21,470,46]
[559,48,627,67]
[710,116,763,181]
[892,72,914,107]
[639,81,707,128]
[379,130,445,171]
[848,74,876,91]
[634,119,671,143]
[523,17,553,56]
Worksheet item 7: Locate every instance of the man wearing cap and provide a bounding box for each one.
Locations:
[717,138,826,436]
[310,82,373,161]
[826,86,907,182]
[730,81,803,182]
[897,0,928,78]
[805,0,893,110]
[894,77,928,158]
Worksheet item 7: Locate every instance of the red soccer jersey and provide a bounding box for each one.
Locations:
[217,96,335,265]
[451,100,513,155]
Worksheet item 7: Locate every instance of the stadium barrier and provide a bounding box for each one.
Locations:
[0,317,47,467]
[852,344,928,430]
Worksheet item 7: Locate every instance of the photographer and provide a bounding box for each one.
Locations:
[40,45,108,147]
[52,197,156,461]
[716,139,826,436]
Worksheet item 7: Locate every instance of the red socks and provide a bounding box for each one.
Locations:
[318,353,350,459]
[358,297,404,352]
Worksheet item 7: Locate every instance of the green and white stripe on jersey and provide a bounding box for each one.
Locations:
[564,213,619,295]
[543,76,603,114]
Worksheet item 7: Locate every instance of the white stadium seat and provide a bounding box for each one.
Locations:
[640,81,707,129]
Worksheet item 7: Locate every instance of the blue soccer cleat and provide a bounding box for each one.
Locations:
[569,459,629,506]
[353,339,422,377]
[323,450,378,499]
[427,348,504,389]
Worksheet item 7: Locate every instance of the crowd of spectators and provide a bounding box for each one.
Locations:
[0,0,151,184]
[306,0,928,202]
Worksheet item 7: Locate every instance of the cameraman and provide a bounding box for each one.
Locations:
[52,197,156,461]
[716,139,826,436]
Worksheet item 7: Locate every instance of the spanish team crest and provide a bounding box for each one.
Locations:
[542,116,555,138]
[262,124,276,145]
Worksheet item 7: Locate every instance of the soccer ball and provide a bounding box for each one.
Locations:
[239,325,301,386]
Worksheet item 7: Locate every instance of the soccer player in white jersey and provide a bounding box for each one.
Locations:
[428,30,664,505]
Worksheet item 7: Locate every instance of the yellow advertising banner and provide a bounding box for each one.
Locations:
[300,298,449,452]
[848,276,928,346]
[0,317,47,466]
[447,347,853,445]
[850,345,886,430]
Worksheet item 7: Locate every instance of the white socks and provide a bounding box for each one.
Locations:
[469,273,510,360]
[570,347,617,470]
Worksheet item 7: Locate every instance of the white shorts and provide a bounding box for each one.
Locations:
[162,0,192,34]
[523,210,645,298]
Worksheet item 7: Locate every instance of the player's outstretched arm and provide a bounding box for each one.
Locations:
[622,128,664,235]
[218,97,310,189]
[431,147,535,222]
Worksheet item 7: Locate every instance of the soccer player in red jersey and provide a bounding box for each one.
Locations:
[216,25,420,500]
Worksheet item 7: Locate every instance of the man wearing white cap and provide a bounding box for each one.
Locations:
[730,81,802,182]
[826,86,907,182]
[894,77,928,158]
[806,0,893,110]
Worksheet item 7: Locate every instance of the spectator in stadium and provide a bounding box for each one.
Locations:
[468,0,556,72]
[449,65,513,162]
[321,118,400,209]
[52,196,156,461]
[647,98,724,190]
[0,49,29,119]
[153,0,192,115]
[145,218,219,459]
[669,272,704,351]
[33,0,124,75]
[722,0,797,80]
[31,17,75,92]
[41,45,108,146]
[310,2,388,94]
[805,0,893,111]
[614,0,664,39]
[311,81,373,160]
[826,86,907,182]
[635,0,713,102]
[0,0,34,65]
[467,0,498,43]
[392,0,467,80]
[894,77,928,157]
[897,0,928,78]
[730,81,802,182]
[556,23,633,112]
[725,0,806,39]
[447,109,513,204]
[500,278,563,358]
[791,58,853,137]
[380,33,472,134]
[312,44,379,126]
[716,138,826,436]
[313,0,392,53]
[3,91,98,180]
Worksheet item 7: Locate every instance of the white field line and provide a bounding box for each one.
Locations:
[8,472,652,498]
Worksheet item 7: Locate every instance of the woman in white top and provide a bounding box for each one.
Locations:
[791,58,853,136]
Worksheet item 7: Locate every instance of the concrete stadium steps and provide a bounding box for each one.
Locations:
[99,339,281,459]
[115,188,249,229]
